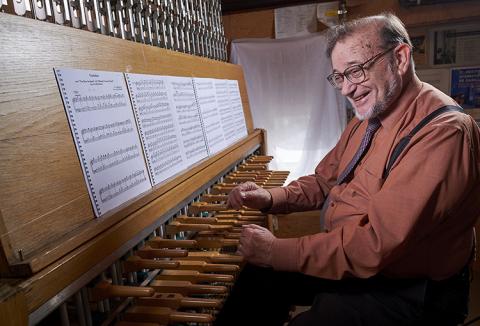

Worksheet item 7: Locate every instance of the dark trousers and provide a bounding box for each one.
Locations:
[214,264,470,326]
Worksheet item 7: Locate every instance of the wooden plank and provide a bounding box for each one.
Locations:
[19,132,263,312]
[0,283,28,326]
[0,13,255,273]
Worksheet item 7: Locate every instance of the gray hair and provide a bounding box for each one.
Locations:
[325,12,413,58]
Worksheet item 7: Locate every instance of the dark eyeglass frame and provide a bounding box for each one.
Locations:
[327,46,396,89]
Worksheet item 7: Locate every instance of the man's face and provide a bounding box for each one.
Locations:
[330,33,401,120]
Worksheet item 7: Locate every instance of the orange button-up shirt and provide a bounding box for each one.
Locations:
[268,80,480,281]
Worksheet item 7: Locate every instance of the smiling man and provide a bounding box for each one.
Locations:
[214,13,480,326]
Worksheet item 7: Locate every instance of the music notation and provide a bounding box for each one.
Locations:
[142,114,173,128]
[55,68,152,217]
[81,119,134,144]
[148,134,180,153]
[99,170,147,203]
[132,79,166,90]
[135,91,168,99]
[138,102,170,116]
[153,155,184,175]
[72,93,127,113]
[144,122,176,141]
[90,145,141,174]
[126,74,195,185]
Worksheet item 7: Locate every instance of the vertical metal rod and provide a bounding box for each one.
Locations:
[81,288,93,326]
[116,261,124,285]
[59,303,70,326]
[110,263,119,285]
[74,292,87,326]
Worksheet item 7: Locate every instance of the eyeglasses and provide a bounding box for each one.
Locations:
[327,46,396,89]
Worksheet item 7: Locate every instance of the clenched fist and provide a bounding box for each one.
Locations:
[227,181,272,210]
[236,224,276,267]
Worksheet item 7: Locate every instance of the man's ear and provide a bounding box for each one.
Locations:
[394,43,411,75]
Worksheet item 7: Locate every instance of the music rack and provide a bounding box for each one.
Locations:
[0,12,273,325]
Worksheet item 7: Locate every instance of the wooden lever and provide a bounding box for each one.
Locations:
[246,157,273,163]
[188,202,227,214]
[136,246,188,259]
[211,183,277,194]
[188,202,260,214]
[175,260,240,273]
[115,321,159,326]
[165,221,211,233]
[124,306,213,324]
[90,281,154,301]
[123,256,180,273]
[238,163,267,170]
[194,237,239,248]
[177,251,243,264]
[214,214,265,222]
[146,238,198,249]
[149,280,227,295]
[165,221,233,235]
[147,236,238,249]
[174,216,254,228]
[201,194,228,202]
[196,230,242,239]
[156,269,234,283]
[174,216,219,224]
[136,292,222,309]
[217,209,265,217]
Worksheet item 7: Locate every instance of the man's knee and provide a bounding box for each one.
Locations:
[288,293,362,326]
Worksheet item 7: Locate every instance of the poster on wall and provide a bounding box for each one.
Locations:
[274,3,318,39]
[416,68,450,95]
[450,67,480,109]
[431,24,480,66]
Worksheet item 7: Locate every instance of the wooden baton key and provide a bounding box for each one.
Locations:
[136,246,189,259]
[123,256,180,273]
[90,281,154,301]
[156,269,234,283]
[124,306,213,324]
[149,280,227,295]
[136,292,222,309]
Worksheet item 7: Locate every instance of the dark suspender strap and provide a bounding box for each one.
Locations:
[383,105,463,179]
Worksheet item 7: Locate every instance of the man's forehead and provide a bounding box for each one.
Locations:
[331,34,380,67]
[335,36,377,56]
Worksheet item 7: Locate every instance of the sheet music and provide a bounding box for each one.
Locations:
[54,68,151,217]
[215,79,248,146]
[166,76,208,166]
[227,80,249,142]
[125,73,188,185]
[193,77,227,155]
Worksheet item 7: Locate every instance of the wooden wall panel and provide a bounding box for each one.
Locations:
[223,9,275,46]
[222,0,480,46]
[348,0,480,27]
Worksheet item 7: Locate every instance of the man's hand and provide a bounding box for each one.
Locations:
[227,181,272,210]
[236,224,276,267]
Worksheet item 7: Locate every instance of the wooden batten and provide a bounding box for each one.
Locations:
[0,10,261,286]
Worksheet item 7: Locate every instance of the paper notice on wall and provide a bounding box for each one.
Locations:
[416,68,451,95]
[274,4,318,39]
[316,1,339,27]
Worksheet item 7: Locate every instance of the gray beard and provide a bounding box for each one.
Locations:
[355,65,399,121]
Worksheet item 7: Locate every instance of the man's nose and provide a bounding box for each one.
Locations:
[340,79,356,96]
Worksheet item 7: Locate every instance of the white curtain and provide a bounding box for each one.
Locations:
[231,33,346,182]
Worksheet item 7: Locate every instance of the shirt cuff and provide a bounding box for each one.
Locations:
[270,238,299,272]
[266,187,288,213]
